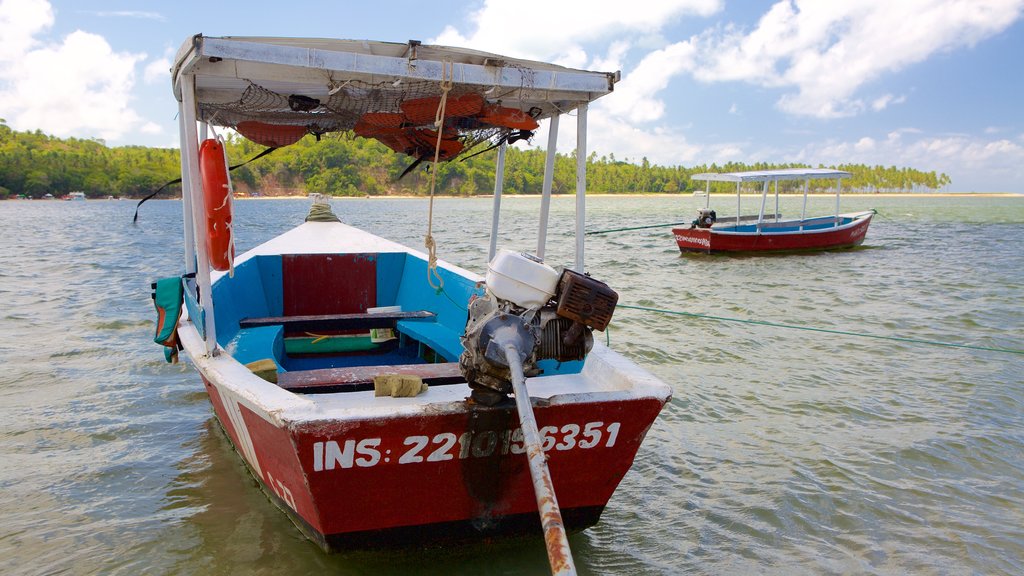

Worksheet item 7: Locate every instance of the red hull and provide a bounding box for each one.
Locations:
[202,377,666,550]
[673,214,872,253]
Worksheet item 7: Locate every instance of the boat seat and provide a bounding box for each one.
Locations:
[229,325,285,370]
[276,362,464,393]
[239,310,435,332]
[395,319,464,362]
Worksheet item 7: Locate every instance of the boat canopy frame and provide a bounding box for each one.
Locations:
[171,34,619,355]
[691,168,852,230]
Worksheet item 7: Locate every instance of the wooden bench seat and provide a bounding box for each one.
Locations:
[239,310,435,332]
[277,362,464,393]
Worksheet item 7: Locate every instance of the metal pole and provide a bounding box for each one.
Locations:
[774,180,779,221]
[181,74,218,355]
[178,106,196,276]
[735,182,740,226]
[800,179,808,231]
[537,115,559,260]
[488,142,507,262]
[834,178,841,227]
[757,180,768,231]
[575,103,587,272]
[504,346,577,576]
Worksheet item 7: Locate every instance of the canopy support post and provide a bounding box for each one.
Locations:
[757,180,768,232]
[774,180,779,222]
[800,179,809,231]
[574,103,587,272]
[834,178,841,227]
[181,73,218,356]
[735,182,740,226]
[488,142,507,262]
[538,115,559,260]
[178,107,197,276]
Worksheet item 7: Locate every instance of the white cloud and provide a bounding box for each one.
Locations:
[688,0,1024,118]
[0,0,51,64]
[794,130,1024,191]
[144,48,173,85]
[94,11,165,21]
[0,0,149,141]
[600,41,697,123]
[433,0,725,169]
[144,58,170,84]
[871,93,906,111]
[433,0,721,65]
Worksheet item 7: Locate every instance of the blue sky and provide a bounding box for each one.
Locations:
[2,0,1023,192]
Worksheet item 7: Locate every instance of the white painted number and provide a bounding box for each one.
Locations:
[313,421,623,472]
[399,435,428,464]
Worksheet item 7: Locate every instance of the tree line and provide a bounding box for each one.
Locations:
[0,121,951,199]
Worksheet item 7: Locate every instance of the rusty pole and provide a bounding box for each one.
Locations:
[504,345,577,576]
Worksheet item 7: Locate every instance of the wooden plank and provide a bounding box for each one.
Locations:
[277,362,464,393]
[239,310,435,332]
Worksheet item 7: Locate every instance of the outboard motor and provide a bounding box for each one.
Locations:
[460,250,618,405]
[695,209,717,228]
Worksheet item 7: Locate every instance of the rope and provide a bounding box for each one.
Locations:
[424,59,454,291]
[305,202,341,222]
[587,220,692,235]
[615,304,1024,356]
[132,145,277,223]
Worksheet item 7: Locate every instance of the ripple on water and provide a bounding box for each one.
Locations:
[2,196,1023,575]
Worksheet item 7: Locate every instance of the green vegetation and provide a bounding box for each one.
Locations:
[0,121,951,199]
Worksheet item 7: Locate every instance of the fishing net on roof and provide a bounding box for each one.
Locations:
[199,78,540,162]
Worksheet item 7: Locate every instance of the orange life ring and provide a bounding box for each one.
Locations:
[198,139,234,271]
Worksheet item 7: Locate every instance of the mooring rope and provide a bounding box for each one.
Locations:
[424,59,454,291]
[586,220,692,235]
[615,303,1023,356]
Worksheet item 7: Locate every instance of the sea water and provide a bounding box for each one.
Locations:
[0,194,1021,575]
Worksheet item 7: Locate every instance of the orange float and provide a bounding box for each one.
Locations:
[477,104,539,130]
[235,121,307,147]
[401,92,484,124]
[198,138,234,271]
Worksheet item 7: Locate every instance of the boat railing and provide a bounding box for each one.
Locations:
[711,213,780,226]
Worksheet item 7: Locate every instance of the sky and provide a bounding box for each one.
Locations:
[1,0,1023,192]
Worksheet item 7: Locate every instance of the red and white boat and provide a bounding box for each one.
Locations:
[673,169,874,253]
[157,35,671,567]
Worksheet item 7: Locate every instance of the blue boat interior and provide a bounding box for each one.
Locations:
[198,251,583,393]
[716,215,855,234]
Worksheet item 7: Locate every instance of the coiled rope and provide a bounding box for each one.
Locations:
[615,303,1023,356]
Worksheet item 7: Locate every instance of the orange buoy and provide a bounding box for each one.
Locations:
[401,92,485,125]
[408,128,463,160]
[358,112,407,128]
[198,138,234,271]
[477,104,539,130]
[235,121,306,147]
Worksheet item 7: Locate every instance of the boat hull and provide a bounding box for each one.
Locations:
[672,212,873,254]
[196,363,667,551]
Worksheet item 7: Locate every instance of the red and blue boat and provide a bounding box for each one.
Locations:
[673,169,874,253]
[156,34,671,571]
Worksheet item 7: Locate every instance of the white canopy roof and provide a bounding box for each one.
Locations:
[691,168,851,183]
[171,35,618,132]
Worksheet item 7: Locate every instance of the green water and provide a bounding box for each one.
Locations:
[0,195,1021,575]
